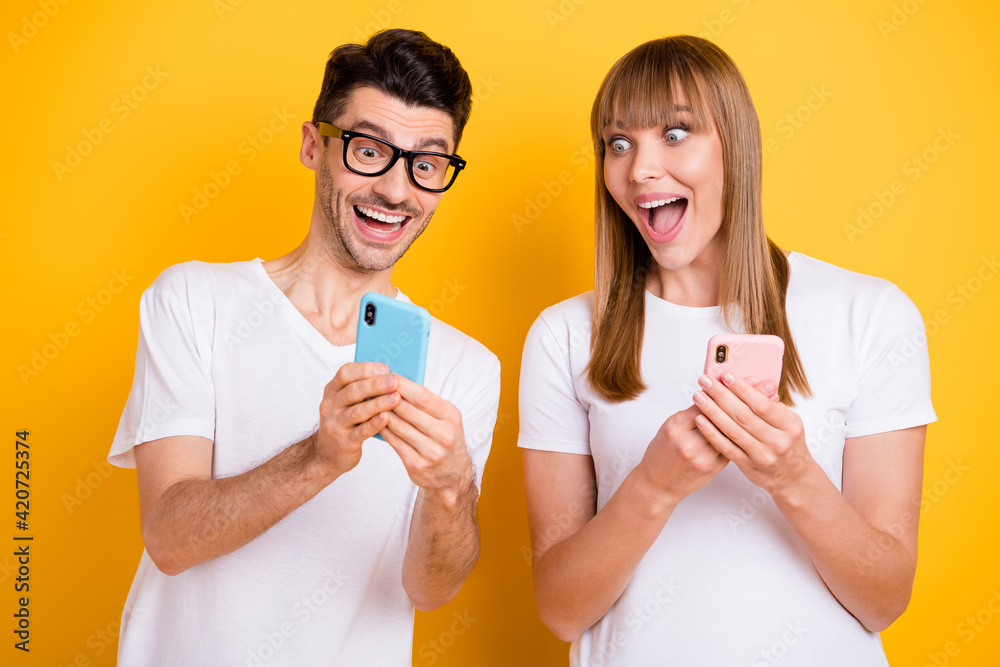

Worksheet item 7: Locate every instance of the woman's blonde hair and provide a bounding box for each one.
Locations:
[587,35,811,404]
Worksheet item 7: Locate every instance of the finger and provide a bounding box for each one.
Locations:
[693,413,748,466]
[391,397,443,441]
[699,373,782,442]
[380,423,425,472]
[677,403,709,427]
[394,375,455,421]
[384,407,437,457]
[692,386,769,458]
[342,390,400,428]
[723,373,797,427]
[328,362,390,393]
[351,410,390,441]
[335,373,400,409]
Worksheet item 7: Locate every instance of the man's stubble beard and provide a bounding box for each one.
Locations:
[318,156,433,273]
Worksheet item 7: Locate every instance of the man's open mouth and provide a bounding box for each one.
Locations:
[354,204,411,234]
[639,196,688,236]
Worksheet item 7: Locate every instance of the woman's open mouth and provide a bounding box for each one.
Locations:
[639,196,687,242]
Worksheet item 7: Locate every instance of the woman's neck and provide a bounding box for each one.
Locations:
[646,243,725,307]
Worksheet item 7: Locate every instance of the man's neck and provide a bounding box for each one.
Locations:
[261,241,395,346]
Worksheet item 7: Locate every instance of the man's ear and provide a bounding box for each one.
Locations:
[299,122,323,171]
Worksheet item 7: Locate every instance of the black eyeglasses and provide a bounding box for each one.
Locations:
[316,122,466,193]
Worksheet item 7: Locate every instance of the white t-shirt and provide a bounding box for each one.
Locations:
[108,257,501,667]
[518,252,936,667]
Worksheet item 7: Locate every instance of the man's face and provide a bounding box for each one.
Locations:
[312,86,456,272]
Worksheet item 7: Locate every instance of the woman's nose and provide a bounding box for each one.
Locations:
[628,142,667,183]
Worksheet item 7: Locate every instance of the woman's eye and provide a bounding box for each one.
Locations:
[608,138,631,153]
[665,127,690,143]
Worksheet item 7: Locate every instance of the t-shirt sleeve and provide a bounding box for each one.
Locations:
[108,289,216,468]
[844,283,937,438]
[517,314,591,455]
[458,354,502,494]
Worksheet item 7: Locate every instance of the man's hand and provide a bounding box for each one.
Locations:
[384,374,482,610]
[313,362,402,476]
[381,375,474,499]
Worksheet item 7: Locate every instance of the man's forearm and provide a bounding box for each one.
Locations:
[142,435,337,575]
[401,478,481,611]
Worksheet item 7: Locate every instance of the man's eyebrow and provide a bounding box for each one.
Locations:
[350,120,451,153]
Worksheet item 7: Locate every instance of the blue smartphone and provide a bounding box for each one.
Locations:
[354,292,431,439]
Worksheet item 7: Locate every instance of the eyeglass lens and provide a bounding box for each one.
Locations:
[347,135,455,190]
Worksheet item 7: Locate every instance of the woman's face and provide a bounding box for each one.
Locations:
[601,89,726,275]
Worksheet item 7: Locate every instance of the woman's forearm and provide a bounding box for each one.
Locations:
[533,466,677,642]
[771,462,917,632]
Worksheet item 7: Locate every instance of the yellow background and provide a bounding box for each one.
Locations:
[2,0,998,664]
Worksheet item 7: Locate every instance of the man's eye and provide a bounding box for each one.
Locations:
[609,138,631,153]
[666,127,690,143]
[360,147,379,158]
[414,160,435,174]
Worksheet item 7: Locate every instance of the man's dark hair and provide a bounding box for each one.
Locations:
[311,29,473,149]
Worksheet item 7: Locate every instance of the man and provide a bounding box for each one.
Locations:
[108,29,501,666]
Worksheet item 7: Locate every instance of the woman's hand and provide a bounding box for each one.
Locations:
[691,372,817,497]
[635,404,730,507]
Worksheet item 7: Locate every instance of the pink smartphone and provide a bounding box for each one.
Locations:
[704,333,784,387]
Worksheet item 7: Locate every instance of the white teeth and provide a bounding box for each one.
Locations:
[357,205,406,224]
[638,196,684,209]
[362,220,402,233]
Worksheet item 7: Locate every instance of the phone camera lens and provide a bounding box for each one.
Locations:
[364,303,376,326]
[715,345,727,364]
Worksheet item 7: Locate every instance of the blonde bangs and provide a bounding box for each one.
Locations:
[592,41,713,140]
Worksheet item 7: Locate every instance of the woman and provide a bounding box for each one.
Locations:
[518,36,936,666]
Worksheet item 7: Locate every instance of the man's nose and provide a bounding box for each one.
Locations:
[371,157,415,204]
